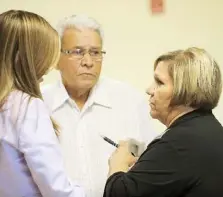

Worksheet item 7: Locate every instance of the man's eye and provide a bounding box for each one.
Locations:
[73,49,83,55]
[90,51,100,56]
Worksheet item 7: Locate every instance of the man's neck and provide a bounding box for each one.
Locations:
[65,85,91,110]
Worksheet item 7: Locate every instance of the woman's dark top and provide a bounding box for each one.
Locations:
[103,109,223,197]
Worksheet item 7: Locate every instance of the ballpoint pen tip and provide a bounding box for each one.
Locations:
[99,133,105,138]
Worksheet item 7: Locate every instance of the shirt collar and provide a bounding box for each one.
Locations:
[51,78,70,111]
[87,77,112,108]
[52,76,112,111]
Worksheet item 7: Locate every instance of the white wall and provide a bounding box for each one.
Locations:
[1,0,223,133]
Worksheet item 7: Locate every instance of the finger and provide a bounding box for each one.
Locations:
[118,140,128,147]
[128,138,138,145]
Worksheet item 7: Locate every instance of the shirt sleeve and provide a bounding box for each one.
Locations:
[103,139,191,197]
[18,98,85,197]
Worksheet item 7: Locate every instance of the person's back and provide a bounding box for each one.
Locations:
[0,90,84,197]
[164,110,223,197]
[0,91,44,197]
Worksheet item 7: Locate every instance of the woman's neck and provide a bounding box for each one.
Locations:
[166,107,195,128]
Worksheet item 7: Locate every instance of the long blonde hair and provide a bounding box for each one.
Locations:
[0,10,60,135]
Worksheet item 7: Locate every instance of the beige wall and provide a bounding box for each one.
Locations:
[1,0,223,132]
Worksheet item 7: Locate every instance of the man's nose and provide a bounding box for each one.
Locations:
[81,53,93,67]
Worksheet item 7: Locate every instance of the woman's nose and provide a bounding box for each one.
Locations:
[146,83,155,96]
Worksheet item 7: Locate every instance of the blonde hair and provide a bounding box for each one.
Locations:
[154,47,222,110]
[0,10,60,134]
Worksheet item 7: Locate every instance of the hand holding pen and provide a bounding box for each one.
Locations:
[100,134,119,147]
[100,134,136,156]
[102,137,138,176]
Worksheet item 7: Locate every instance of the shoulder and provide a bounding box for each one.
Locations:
[8,91,49,117]
[160,117,217,157]
[99,76,147,105]
[100,77,144,96]
[9,91,50,120]
[26,97,50,120]
[40,82,59,99]
[40,81,61,112]
[164,111,222,141]
[0,91,50,144]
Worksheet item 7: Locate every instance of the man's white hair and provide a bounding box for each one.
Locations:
[57,14,104,42]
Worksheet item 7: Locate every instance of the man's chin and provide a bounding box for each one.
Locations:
[80,79,97,89]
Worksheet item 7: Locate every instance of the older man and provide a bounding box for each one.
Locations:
[41,15,156,197]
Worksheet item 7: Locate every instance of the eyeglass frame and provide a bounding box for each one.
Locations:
[61,47,106,61]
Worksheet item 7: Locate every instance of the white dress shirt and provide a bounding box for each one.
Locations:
[41,76,157,197]
[0,91,84,197]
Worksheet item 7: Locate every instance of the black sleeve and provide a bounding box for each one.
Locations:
[103,139,191,197]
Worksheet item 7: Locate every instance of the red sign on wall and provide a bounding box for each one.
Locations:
[150,0,164,14]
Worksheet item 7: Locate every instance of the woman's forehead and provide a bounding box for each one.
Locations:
[154,62,170,80]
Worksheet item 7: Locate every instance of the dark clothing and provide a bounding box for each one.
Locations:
[103,109,223,197]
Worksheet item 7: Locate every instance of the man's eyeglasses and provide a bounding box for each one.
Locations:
[61,48,106,61]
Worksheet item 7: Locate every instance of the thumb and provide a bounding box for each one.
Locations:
[129,156,138,166]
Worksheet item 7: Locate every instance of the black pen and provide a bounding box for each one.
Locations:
[100,134,119,148]
[100,134,135,156]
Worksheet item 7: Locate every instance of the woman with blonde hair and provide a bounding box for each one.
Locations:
[0,10,84,197]
[104,47,223,197]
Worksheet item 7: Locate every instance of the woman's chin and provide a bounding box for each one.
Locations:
[149,110,158,119]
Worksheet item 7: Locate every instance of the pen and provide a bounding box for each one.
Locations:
[100,134,135,156]
[100,134,119,148]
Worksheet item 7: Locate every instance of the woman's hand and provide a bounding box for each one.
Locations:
[108,141,138,177]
